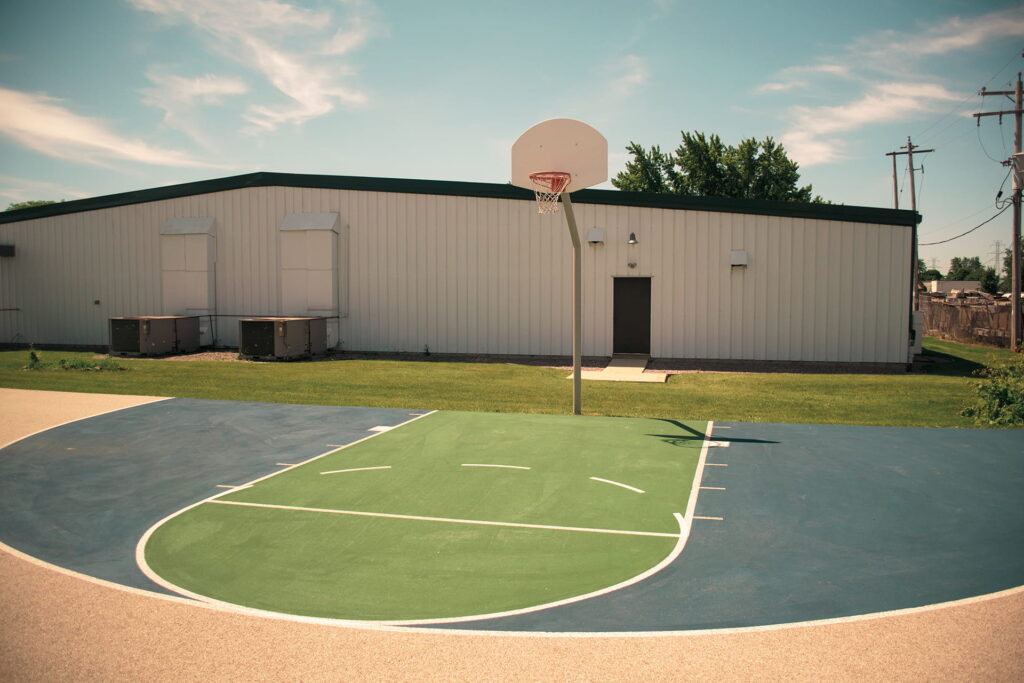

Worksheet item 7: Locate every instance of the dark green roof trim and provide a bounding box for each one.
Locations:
[0,171,920,227]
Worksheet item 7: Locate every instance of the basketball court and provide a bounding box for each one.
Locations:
[1,395,1020,634]
[2,119,1022,678]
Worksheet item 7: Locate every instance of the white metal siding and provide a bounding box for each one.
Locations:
[0,186,911,363]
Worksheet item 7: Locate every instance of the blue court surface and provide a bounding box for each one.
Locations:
[0,399,424,593]
[0,398,1021,632]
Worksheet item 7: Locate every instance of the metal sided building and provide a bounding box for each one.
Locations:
[0,172,919,367]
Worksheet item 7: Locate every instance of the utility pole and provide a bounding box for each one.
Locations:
[885,137,934,355]
[975,70,1023,352]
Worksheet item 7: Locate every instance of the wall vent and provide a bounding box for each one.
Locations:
[238,317,327,360]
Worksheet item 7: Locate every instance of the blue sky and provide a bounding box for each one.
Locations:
[1,0,1022,273]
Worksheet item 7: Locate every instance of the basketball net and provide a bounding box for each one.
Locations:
[529,171,572,214]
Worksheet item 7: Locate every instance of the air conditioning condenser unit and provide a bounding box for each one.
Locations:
[238,317,327,360]
[109,316,201,355]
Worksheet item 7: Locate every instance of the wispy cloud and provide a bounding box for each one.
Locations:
[129,0,377,133]
[755,64,855,94]
[757,7,1024,166]
[756,81,808,94]
[0,87,218,168]
[782,83,959,165]
[852,6,1024,61]
[609,54,650,100]
[142,71,248,143]
[322,15,371,56]
[0,175,90,204]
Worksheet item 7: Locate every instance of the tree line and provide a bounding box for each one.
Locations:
[919,253,1014,295]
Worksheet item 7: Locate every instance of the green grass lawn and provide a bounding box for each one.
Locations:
[0,338,1017,428]
[144,411,702,620]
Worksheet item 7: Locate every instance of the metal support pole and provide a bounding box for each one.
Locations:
[562,193,582,415]
[885,139,932,357]
[905,137,920,313]
[1013,75,1023,352]
[974,70,1024,351]
[891,153,899,210]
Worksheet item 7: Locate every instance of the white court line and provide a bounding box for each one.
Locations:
[705,463,728,467]
[683,420,715,522]
[24,413,1023,638]
[136,411,438,595]
[461,463,531,470]
[707,441,731,448]
[321,466,392,475]
[369,426,393,433]
[590,476,645,494]
[700,486,726,491]
[208,499,679,539]
[8,535,1023,638]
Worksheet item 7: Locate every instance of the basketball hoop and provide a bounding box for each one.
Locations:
[529,171,572,214]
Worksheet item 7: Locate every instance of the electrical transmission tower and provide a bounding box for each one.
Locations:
[991,241,1004,271]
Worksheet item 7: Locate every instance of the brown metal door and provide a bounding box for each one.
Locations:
[613,277,651,354]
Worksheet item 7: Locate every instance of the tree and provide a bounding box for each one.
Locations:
[612,131,825,203]
[917,259,943,282]
[946,256,986,282]
[5,200,56,211]
[979,268,1000,295]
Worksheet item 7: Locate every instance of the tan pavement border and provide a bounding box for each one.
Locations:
[1,388,1021,681]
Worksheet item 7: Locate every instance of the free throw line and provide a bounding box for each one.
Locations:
[589,476,645,494]
[208,499,679,539]
[461,463,531,470]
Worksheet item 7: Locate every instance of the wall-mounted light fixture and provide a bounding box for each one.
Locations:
[627,232,638,245]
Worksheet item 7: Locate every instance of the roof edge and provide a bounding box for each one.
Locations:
[0,171,920,227]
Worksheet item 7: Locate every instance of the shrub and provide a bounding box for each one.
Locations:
[23,351,127,372]
[24,347,44,370]
[961,356,1024,425]
[57,357,127,372]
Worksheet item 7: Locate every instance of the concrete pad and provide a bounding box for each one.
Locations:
[570,356,668,383]
[576,370,667,383]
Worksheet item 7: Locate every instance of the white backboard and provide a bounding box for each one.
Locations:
[511,118,608,193]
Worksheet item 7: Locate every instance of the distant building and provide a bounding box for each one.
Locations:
[925,280,981,294]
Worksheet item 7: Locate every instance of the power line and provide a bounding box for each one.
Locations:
[919,205,1010,245]
[919,203,999,236]
[977,124,1005,162]
[917,165,926,209]
[915,52,1019,144]
[915,92,979,144]
[996,168,1013,209]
